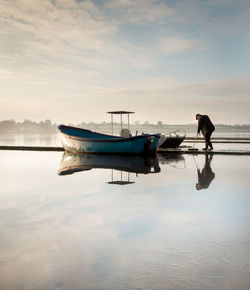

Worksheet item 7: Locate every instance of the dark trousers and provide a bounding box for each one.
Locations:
[205,131,213,148]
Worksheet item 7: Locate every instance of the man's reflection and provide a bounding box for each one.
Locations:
[196,154,215,190]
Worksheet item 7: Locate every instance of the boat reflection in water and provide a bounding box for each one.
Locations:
[58,153,160,184]
[158,153,186,169]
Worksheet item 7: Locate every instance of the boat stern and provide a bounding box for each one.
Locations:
[144,134,161,154]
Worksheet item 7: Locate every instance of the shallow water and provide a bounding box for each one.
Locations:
[0,151,250,290]
[0,133,60,147]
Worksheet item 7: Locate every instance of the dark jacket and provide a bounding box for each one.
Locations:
[197,115,215,136]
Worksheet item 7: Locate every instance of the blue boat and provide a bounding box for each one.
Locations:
[58,111,160,154]
[58,124,160,154]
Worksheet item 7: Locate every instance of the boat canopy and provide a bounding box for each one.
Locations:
[106,111,135,115]
[106,111,135,134]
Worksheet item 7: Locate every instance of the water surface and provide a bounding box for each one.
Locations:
[0,151,249,290]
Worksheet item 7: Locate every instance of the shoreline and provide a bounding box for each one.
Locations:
[0,145,64,151]
[1,145,250,155]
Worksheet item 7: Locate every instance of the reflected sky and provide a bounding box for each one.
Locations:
[0,151,249,290]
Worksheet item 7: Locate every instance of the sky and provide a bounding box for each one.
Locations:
[1,0,250,125]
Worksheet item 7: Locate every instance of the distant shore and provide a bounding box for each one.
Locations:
[1,119,250,135]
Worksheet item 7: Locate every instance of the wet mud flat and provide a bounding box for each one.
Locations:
[0,145,64,151]
[158,148,250,155]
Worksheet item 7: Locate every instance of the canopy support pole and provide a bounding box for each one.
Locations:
[111,114,113,135]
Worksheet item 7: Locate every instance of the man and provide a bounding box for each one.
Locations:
[196,113,215,151]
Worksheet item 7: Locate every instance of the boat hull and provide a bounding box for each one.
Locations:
[58,125,160,154]
[159,136,185,148]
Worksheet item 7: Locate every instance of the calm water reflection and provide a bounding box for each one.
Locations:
[58,153,160,176]
[0,151,249,290]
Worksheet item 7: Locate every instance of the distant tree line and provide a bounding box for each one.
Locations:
[0,119,250,134]
[0,119,57,133]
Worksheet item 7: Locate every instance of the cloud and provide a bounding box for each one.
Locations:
[159,37,199,55]
[105,0,175,24]
[0,0,159,81]
[0,0,119,64]
[0,0,117,48]
[0,0,250,124]
[173,0,250,38]
[1,74,249,124]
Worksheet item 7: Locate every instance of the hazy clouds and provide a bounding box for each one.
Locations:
[1,0,250,124]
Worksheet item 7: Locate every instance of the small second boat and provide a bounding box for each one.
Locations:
[159,130,186,148]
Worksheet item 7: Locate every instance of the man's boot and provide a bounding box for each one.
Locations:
[202,143,208,151]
